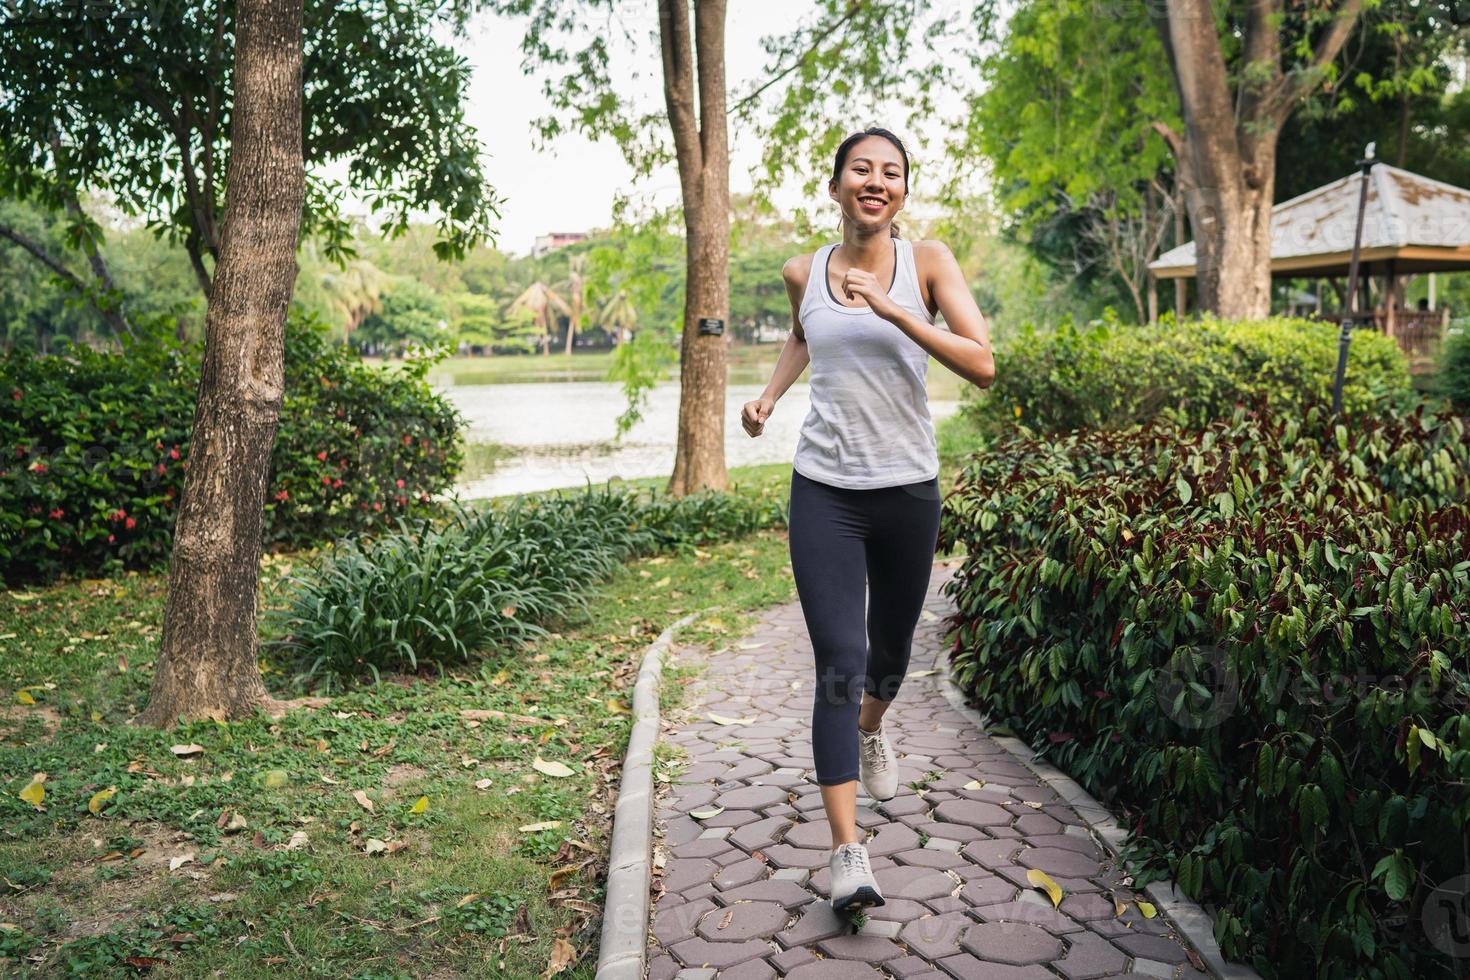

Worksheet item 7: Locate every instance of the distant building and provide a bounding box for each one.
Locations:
[532,232,587,258]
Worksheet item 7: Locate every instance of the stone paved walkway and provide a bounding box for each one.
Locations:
[645,562,1209,980]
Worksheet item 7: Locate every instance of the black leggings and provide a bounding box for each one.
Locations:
[787,468,942,786]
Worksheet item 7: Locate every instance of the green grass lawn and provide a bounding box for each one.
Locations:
[0,516,798,977]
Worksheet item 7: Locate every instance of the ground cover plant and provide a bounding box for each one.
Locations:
[1,314,461,585]
[963,312,1413,435]
[0,470,799,977]
[269,477,789,690]
[938,405,1470,979]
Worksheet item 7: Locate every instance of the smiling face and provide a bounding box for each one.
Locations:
[829,135,907,232]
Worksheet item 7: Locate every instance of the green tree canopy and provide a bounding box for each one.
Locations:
[0,0,500,298]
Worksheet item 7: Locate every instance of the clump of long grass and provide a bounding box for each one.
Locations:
[266,481,786,690]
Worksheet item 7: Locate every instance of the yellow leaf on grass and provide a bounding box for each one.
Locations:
[363,838,388,855]
[18,775,45,808]
[262,769,289,789]
[87,787,117,815]
[352,790,376,813]
[533,757,575,778]
[519,821,562,833]
[1137,900,1157,919]
[546,937,577,977]
[15,691,35,705]
[410,796,429,815]
[606,698,629,714]
[707,712,756,726]
[1026,869,1064,908]
[653,576,671,588]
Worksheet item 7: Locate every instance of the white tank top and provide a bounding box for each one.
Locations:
[792,238,939,489]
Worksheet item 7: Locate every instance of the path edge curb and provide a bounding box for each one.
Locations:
[595,611,700,980]
[928,601,1263,980]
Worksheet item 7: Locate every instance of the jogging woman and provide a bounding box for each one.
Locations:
[740,128,995,912]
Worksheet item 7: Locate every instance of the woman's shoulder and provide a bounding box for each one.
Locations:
[909,238,957,264]
[781,251,817,292]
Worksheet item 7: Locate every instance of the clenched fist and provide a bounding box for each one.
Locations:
[741,397,775,437]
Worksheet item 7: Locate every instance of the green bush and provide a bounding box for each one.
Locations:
[1438,326,1470,412]
[965,312,1413,434]
[0,314,461,584]
[938,406,1470,979]
[267,481,788,690]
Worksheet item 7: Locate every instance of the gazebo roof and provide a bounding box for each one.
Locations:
[1150,163,1470,279]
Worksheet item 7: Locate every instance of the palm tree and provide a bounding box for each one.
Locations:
[557,254,587,356]
[320,259,385,346]
[507,281,569,356]
[598,288,639,346]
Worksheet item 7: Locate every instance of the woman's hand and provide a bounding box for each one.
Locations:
[841,266,903,323]
[741,396,775,437]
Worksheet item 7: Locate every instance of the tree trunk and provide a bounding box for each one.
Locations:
[661,0,729,496]
[137,0,304,727]
[1155,0,1362,318]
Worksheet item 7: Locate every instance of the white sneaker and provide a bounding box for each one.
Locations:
[828,842,885,912]
[858,721,899,801]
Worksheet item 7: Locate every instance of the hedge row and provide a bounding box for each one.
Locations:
[267,480,790,689]
[938,406,1470,979]
[966,313,1413,434]
[1,316,461,584]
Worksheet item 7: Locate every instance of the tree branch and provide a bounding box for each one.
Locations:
[49,127,133,339]
[728,0,864,117]
[658,0,702,198]
[1270,0,1364,123]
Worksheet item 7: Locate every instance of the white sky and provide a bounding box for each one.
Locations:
[455,5,817,256]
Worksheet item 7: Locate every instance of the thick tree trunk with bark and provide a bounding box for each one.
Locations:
[661,0,729,496]
[1152,0,1362,318]
[137,0,304,727]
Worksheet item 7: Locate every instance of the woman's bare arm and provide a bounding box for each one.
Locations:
[741,254,812,437]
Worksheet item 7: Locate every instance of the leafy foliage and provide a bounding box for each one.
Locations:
[939,406,1470,978]
[0,314,461,583]
[268,479,789,689]
[967,312,1412,434]
[0,0,498,271]
[1438,326,1470,414]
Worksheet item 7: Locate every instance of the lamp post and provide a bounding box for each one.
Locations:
[1331,142,1378,414]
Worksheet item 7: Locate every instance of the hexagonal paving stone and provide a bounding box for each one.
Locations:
[934,954,1056,980]
[1014,813,1064,837]
[782,820,837,849]
[959,922,1064,965]
[713,857,768,890]
[961,840,1023,869]
[653,898,715,946]
[873,865,957,902]
[815,932,906,962]
[714,785,789,810]
[776,903,849,946]
[971,900,1085,935]
[867,823,922,857]
[934,799,1013,828]
[730,816,791,851]
[959,876,1016,907]
[1055,931,1129,980]
[718,958,777,980]
[668,935,773,969]
[1113,933,1190,962]
[716,877,815,908]
[695,901,788,941]
[761,844,831,870]
[898,911,974,959]
[662,857,720,894]
[1059,892,1122,922]
[786,961,885,980]
[1017,846,1102,878]
[895,848,969,870]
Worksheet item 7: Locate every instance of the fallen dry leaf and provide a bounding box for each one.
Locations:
[352,790,376,813]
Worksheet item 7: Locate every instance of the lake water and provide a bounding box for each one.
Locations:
[443,379,960,498]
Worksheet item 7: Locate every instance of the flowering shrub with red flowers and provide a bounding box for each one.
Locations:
[1,313,462,584]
